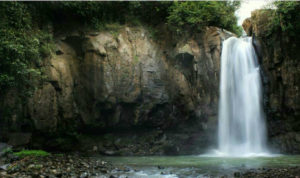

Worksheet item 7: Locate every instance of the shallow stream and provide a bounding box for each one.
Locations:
[100,155,300,177]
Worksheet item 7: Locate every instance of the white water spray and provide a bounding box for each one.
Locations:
[217,36,268,157]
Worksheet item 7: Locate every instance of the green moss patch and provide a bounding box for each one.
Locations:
[13,150,50,158]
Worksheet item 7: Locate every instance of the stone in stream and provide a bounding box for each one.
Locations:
[161,171,167,175]
[157,165,165,169]
[0,164,10,171]
[104,150,116,156]
[233,172,241,177]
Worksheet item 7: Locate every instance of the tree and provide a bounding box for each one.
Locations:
[167,1,241,35]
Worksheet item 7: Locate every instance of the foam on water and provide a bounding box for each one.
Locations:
[200,149,278,158]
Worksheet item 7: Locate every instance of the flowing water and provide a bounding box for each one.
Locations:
[100,155,300,177]
[217,36,268,157]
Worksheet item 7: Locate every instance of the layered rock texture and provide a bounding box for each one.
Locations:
[243,10,300,153]
[0,25,233,154]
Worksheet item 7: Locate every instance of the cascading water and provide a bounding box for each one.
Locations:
[217,36,268,157]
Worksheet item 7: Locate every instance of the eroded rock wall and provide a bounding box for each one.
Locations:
[1,25,232,154]
[244,10,300,153]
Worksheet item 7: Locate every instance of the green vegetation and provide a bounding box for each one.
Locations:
[0,2,54,97]
[26,1,240,34]
[13,150,50,158]
[269,2,300,43]
[260,1,300,58]
[167,1,242,35]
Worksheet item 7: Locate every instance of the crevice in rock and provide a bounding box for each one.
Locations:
[63,36,85,58]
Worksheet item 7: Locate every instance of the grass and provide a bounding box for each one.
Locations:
[13,150,50,158]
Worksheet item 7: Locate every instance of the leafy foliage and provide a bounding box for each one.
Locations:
[26,1,241,34]
[261,1,300,58]
[129,2,172,26]
[0,2,54,97]
[270,2,300,40]
[27,2,132,30]
[167,1,242,35]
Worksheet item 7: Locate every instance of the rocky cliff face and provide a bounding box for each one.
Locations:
[244,10,300,153]
[1,25,233,154]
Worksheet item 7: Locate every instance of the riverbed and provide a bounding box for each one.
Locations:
[1,154,300,177]
[100,155,300,177]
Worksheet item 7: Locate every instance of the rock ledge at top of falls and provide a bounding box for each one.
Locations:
[242,18,252,36]
[242,10,274,37]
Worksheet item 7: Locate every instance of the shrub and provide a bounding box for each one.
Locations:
[270,2,300,40]
[262,2,300,57]
[167,1,242,35]
[0,2,54,97]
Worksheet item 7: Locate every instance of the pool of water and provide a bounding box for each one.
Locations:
[100,155,300,177]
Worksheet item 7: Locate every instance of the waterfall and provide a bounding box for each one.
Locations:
[217,36,268,157]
